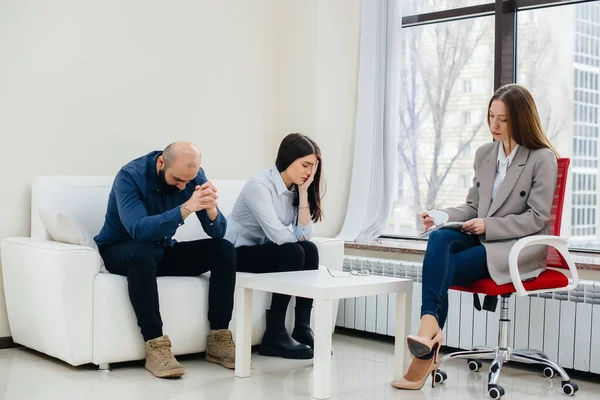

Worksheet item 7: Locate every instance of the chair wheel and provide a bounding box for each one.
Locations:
[561,381,578,396]
[467,359,483,372]
[543,366,556,378]
[434,369,447,384]
[488,385,505,399]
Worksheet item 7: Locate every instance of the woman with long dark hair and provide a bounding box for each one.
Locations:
[225,133,324,360]
[392,84,559,390]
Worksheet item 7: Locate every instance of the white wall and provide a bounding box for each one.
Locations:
[0,1,361,337]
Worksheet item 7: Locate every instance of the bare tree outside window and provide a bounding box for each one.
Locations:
[393,12,492,234]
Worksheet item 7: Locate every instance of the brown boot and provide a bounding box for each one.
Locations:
[206,329,235,369]
[145,335,185,378]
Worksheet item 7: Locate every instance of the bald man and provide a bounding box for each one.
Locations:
[95,142,236,378]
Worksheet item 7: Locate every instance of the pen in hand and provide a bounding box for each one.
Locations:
[422,202,434,219]
[418,202,436,233]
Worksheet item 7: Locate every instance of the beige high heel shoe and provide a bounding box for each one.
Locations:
[406,330,444,358]
[391,343,441,390]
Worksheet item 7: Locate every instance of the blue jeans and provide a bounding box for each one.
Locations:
[421,229,489,330]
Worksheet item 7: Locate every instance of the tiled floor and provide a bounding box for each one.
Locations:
[0,334,597,399]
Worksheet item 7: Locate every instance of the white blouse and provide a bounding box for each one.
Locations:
[492,144,519,200]
[224,167,313,247]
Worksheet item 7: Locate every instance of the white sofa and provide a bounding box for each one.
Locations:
[0,176,343,368]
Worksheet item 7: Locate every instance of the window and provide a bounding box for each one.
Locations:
[407,0,490,14]
[463,111,472,125]
[520,3,600,246]
[390,14,494,237]
[460,174,471,189]
[443,142,460,159]
[384,0,600,252]
[517,3,600,247]
[463,79,472,93]
[460,141,472,157]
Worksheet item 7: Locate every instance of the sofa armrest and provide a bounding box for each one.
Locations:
[311,237,344,272]
[0,237,101,366]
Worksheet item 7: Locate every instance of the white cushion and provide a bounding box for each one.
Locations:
[31,176,115,242]
[38,208,105,268]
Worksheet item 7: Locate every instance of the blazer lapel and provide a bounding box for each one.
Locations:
[487,146,530,217]
[477,142,498,217]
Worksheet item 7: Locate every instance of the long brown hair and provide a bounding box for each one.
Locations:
[275,133,325,222]
[488,84,559,157]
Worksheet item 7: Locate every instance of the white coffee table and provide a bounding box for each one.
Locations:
[234,269,413,399]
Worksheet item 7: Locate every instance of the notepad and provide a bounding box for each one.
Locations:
[418,209,467,238]
[418,221,467,238]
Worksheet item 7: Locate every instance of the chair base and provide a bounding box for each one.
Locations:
[437,347,578,398]
[440,346,571,380]
[435,296,579,398]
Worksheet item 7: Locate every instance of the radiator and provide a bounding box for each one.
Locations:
[336,256,600,374]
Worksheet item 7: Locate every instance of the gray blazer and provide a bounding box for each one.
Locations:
[443,141,558,285]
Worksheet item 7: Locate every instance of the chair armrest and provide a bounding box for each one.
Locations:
[0,237,101,366]
[311,237,344,271]
[508,235,579,297]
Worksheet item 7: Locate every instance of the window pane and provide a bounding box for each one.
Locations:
[386,16,494,237]
[403,0,492,15]
[519,3,600,249]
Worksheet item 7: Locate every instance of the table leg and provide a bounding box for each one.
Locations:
[235,288,253,378]
[313,299,333,399]
[394,291,412,379]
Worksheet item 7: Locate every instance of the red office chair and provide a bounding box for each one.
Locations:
[435,158,580,399]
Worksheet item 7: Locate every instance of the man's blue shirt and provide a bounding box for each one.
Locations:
[95,151,226,249]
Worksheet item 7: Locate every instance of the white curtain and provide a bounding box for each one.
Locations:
[337,0,400,242]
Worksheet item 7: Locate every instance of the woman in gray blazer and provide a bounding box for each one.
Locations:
[393,84,559,390]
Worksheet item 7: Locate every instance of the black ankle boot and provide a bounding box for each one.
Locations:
[259,310,313,359]
[291,307,314,349]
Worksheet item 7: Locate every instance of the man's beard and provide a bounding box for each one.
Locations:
[158,168,181,195]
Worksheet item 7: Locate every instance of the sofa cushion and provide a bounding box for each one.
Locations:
[92,273,274,364]
[38,208,105,268]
